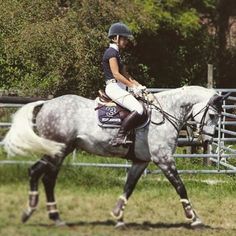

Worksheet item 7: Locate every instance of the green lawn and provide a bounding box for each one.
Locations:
[1,158,236,236]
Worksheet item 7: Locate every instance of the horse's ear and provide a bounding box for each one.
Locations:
[208,92,231,109]
[222,92,231,100]
[208,94,223,104]
[208,94,223,111]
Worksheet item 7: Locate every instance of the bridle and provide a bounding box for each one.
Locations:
[139,91,227,141]
[187,104,219,140]
[192,92,231,137]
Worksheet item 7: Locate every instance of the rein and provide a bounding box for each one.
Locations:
[139,92,213,138]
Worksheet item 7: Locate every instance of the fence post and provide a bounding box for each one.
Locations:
[222,98,226,148]
[203,64,214,165]
[217,114,222,171]
[207,64,213,89]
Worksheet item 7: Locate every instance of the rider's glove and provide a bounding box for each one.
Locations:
[130,85,147,97]
[137,85,147,91]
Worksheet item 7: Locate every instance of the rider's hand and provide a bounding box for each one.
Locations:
[130,85,146,96]
[137,85,147,91]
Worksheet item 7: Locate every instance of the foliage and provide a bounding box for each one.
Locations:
[0,0,233,97]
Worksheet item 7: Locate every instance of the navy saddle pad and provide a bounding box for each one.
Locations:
[95,98,129,128]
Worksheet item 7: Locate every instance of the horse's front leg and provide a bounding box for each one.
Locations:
[21,157,49,223]
[153,157,202,227]
[111,160,149,227]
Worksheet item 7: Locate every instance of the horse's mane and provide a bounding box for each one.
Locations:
[155,86,216,99]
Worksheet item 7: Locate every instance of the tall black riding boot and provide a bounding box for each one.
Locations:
[110,111,144,147]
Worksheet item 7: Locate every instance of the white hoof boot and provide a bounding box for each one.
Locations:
[21,208,36,223]
[55,219,67,227]
[115,221,126,229]
[191,217,203,228]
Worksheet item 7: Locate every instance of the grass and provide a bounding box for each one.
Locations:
[1,155,236,236]
[1,176,236,236]
[1,147,236,235]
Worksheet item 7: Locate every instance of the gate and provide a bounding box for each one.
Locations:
[0,88,236,174]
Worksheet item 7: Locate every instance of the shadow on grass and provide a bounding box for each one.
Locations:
[28,220,236,231]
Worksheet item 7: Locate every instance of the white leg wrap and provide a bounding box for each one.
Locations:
[119,195,128,205]
[28,191,38,195]
[180,198,195,220]
[180,198,190,204]
[46,202,57,206]
[48,209,59,213]
[111,195,128,220]
[28,191,39,210]
[46,202,59,214]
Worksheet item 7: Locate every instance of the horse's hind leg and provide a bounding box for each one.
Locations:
[42,155,65,226]
[21,158,49,223]
[21,154,65,225]
[154,158,202,227]
[111,160,149,227]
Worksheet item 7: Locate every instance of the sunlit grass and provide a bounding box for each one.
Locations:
[1,146,236,236]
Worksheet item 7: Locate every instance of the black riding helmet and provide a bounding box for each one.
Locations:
[108,22,133,39]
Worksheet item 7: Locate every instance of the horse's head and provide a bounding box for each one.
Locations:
[190,92,230,143]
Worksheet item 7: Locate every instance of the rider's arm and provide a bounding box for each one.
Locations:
[121,65,140,86]
[109,57,135,87]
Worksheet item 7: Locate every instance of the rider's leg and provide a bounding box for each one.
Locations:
[105,82,145,146]
[105,82,143,115]
[110,111,144,146]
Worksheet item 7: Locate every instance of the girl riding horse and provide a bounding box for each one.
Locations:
[102,22,146,146]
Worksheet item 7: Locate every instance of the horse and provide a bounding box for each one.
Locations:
[3,86,227,228]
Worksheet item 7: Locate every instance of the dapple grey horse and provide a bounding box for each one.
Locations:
[3,86,225,227]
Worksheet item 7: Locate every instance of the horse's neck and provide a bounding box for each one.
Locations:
[154,87,214,123]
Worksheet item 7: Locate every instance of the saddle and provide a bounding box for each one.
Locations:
[95,90,149,128]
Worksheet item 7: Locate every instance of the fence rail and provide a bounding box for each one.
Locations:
[0,88,236,174]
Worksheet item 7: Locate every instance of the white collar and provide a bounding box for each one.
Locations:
[109,43,119,52]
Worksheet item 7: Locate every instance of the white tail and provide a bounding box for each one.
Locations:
[3,101,65,157]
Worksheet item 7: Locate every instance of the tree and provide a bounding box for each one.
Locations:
[216,0,236,87]
[0,0,235,97]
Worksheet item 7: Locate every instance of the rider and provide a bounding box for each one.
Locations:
[102,22,146,146]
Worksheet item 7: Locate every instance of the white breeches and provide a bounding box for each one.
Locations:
[105,82,144,115]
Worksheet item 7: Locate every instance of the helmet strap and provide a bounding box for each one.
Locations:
[111,35,120,47]
[116,35,120,47]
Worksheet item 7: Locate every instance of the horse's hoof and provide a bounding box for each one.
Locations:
[115,221,126,229]
[55,219,67,227]
[21,212,30,223]
[191,217,203,228]
[21,209,35,223]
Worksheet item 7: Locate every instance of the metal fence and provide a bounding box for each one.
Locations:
[0,88,236,174]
